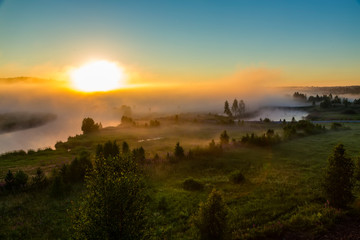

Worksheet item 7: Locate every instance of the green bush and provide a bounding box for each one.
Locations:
[183,178,204,191]
[229,171,245,184]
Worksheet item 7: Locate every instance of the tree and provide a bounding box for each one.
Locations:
[231,99,239,117]
[220,130,229,145]
[32,167,47,189]
[122,141,130,154]
[174,142,185,159]
[97,141,120,159]
[238,100,245,117]
[193,189,228,240]
[4,170,14,191]
[323,144,354,208]
[71,154,148,239]
[224,101,232,117]
[81,117,100,134]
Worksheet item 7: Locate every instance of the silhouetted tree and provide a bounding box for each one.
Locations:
[193,189,228,240]
[132,147,145,162]
[32,167,47,189]
[4,170,14,191]
[122,141,130,154]
[81,117,101,134]
[238,100,245,117]
[224,101,232,117]
[231,99,239,117]
[323,144,354,208]
[220,130,229,145]
[174,142,185,159]
[97,141,120,159]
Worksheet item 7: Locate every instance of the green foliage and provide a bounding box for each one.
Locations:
[220,130,229,145]
[122,141,130,154]
[182,178,204,191]
[229,170,245,184]
[96,140,120,159]
[174,142,185,159]
[50,175,66,199]
[193,189,228,240]
[71,154,148,240]
[331,122,342,130]
[241,131,281,146]
[323,144,354,208]
[14,170,28,189]
[133,146,145,162]
[32,167,47,190]
[158,196,168,213]
[283,120,325,139]
[4,170,14,191]
[81,117,101,134]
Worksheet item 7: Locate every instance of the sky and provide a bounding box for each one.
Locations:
[0,0,360,86]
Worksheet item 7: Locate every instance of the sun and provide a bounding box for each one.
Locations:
[69,60,126,92]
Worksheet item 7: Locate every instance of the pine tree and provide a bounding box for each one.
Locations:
[224,101,232,117]
[194,189,228,240]
[323,144,354,208]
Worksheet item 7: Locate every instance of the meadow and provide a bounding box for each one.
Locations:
[1,113,360,239]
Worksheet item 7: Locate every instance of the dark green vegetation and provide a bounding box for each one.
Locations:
[1,114,360,239]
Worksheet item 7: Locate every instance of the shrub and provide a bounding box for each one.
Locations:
[174,142,185,159]
[193,189,228,240]
[14,170,28,189]
[183,178,204,191]
[220,130,229,145]
[158,196,168,213]
[50,175,66,198]
[229,171,245,184]
[4,170,14,191]
[32,167,47,189]
[331,122,342,130]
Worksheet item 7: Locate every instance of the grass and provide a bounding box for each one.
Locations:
[1,120,360,239]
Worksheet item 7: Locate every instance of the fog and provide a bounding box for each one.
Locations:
[0,77,309,153]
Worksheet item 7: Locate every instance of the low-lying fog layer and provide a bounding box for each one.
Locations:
[0,79,310,153]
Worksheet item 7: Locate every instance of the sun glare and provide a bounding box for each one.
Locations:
[70,60,125,92]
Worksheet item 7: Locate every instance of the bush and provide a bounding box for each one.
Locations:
[183,178,204,191]
[158,196,168,213]
[331,122,342,130]
[4,170,14,191]
[229,171,245,184]
[220,130,229,145]
[193,189,228,240]
[14,170,28,189]
[174,142,185,159]
[50,175,66,198]
[32,167,47,190]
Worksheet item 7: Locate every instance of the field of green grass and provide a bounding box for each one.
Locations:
[1,118,360,239]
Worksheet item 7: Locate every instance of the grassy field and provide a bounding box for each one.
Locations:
[1,118,360,239]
